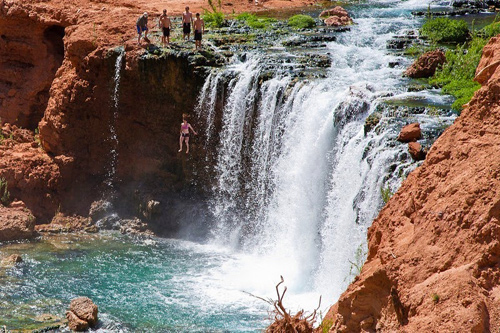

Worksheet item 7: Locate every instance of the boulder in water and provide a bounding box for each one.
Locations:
[1,254,23,266]
[0,204,37,242]
[320,6,353,27]
[408,142,425,161]
[397,123,422,142]
[404,50,446,78]
[66,297,98,331]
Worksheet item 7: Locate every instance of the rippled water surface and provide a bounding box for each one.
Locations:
[0,234,268,331]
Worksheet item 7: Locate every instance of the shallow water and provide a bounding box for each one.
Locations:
[0,233,270,331]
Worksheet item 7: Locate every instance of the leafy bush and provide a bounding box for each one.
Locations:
[235,12,276,29]
[421,18,469,43]
[480,21,500,38]
[203,10,225,28]
[287,14,316,29]
[430,37,487,111]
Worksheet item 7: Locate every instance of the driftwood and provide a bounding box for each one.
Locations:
[247,276,321,333]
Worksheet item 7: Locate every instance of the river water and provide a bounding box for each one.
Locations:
[0,0,460,331]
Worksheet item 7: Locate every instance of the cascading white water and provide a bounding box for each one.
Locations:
[105,49,125,189]
[195,0,457,313]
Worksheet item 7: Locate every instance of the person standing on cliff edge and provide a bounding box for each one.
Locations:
[193,13,205,50]
[136,12,149,44]
[182,6,193,41]
[179,114,197,154]
[159,9,172,47]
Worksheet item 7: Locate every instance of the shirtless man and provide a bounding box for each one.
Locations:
[182,6,193,41]
[158,9,172,46]
[193,13,205,50]
[136,12,149,44]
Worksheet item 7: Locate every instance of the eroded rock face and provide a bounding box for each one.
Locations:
[404,49,446,78]
[324,37,500,333]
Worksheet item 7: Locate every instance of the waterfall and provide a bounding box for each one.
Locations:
[105,49,125,189]
[194,0,456,310]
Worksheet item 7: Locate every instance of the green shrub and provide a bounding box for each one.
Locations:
[480,21,500,38]
[430,37,487,112]
[203,10,225,28]
[235,12,276,29]
[431,293,440,303]
[287,14,316,29]
[421,18,469,43]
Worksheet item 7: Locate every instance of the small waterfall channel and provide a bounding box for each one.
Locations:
[196,0,456,311]
[105,48,125,190]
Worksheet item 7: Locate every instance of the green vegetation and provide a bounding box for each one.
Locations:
[203,0,225,28]
[428,17,500,112]
[381,185,393,204]
[287,14,316,29]
[348,243,367,278]
[235,12,276,29]
[421,17,469,43]
[319,318,334,333]
[203,10,225,28]
[0,177,11,206]
[431,293,440,303]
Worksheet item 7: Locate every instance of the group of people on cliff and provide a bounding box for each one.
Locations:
[136,7,205,50]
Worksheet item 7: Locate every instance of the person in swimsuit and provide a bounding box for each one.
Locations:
[193,13,205,50]
[182,6,193,41]
[179,114,197,154]
[159,9,172,47]
[136,12,149,44]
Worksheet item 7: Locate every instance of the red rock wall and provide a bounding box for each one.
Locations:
[0,0,208,226]
[324,37,500,332]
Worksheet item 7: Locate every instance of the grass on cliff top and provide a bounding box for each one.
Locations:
[236,12,277,29]
[429,18,500,112]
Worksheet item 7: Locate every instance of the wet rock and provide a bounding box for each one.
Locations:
[89,200,114,222]
[408,141,426,161]
[319,6,353,27]
[364,112,382,135]
[334,84,375,128]
[397,123,422,142]
[120,217,153,235]
[1,253,23,265]
[36,214,92,233]
[404,50,446,78]
[143,200,160,220]
[66,297,98,331]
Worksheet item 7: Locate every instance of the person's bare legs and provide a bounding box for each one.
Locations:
[185,137,190,154]
[178,135,183,152]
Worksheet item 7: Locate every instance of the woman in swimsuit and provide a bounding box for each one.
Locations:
[179,113,197,154]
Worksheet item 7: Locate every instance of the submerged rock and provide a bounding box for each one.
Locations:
[66,297,98,331]
[1,253,23,265]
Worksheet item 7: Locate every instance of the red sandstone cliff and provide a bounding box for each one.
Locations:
[324,37,500,332]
